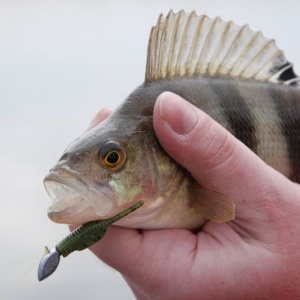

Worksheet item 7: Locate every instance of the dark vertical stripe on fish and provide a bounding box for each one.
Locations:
[270,87,300,182]
[210,81,258,152]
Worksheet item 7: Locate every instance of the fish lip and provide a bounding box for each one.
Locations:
[44,166,89,194]
[44,166,116,224]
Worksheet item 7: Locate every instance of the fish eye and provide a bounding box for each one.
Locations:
[106,151,120,164]
[98,141,126,170]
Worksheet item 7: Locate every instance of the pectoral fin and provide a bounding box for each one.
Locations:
[190,187,235,223]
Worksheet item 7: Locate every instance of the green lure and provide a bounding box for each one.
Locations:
[38,200,144,281]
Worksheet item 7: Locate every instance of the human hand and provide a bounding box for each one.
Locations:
[87,92,300,299]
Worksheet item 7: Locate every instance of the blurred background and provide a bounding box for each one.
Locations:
[0,0,299,299]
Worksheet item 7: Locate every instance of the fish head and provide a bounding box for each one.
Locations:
[44,111,177,226]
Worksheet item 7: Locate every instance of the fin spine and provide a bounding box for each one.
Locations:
[145,10,299,87]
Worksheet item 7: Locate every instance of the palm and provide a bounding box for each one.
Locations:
[92,199,299,299]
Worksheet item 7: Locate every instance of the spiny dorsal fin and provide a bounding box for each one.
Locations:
[145,10,299,86]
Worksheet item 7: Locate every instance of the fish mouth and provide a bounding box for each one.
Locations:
[44,167,116,225]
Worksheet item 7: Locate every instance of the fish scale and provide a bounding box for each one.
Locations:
[270,88,300,182]
[124,77,299,183]
[209,80,258,151]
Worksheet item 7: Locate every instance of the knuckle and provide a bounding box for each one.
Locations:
[195,116,237,171]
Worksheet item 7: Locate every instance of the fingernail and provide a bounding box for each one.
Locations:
[158,92,198,135]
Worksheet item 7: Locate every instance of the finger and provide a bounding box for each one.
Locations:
[89,225,196,288]
[87,107,112,131]
[153,92,297,228]
[89,226,142,272]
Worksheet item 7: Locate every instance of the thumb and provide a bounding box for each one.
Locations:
[153,92,297,228]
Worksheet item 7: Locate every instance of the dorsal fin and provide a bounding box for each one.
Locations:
[145,10,299,86]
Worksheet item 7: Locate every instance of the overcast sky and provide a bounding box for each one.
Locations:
[1,1,299,299]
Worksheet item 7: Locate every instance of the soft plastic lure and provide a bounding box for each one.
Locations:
[38,200,144,281]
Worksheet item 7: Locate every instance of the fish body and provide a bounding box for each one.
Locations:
[134,77,300,181]
[44,11,300,229]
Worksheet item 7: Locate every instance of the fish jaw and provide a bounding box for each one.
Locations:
[44,167,117,225]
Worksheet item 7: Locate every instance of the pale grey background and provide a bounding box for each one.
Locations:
[0,1,299,299]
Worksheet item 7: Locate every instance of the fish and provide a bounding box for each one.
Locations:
[43,10,300,230]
